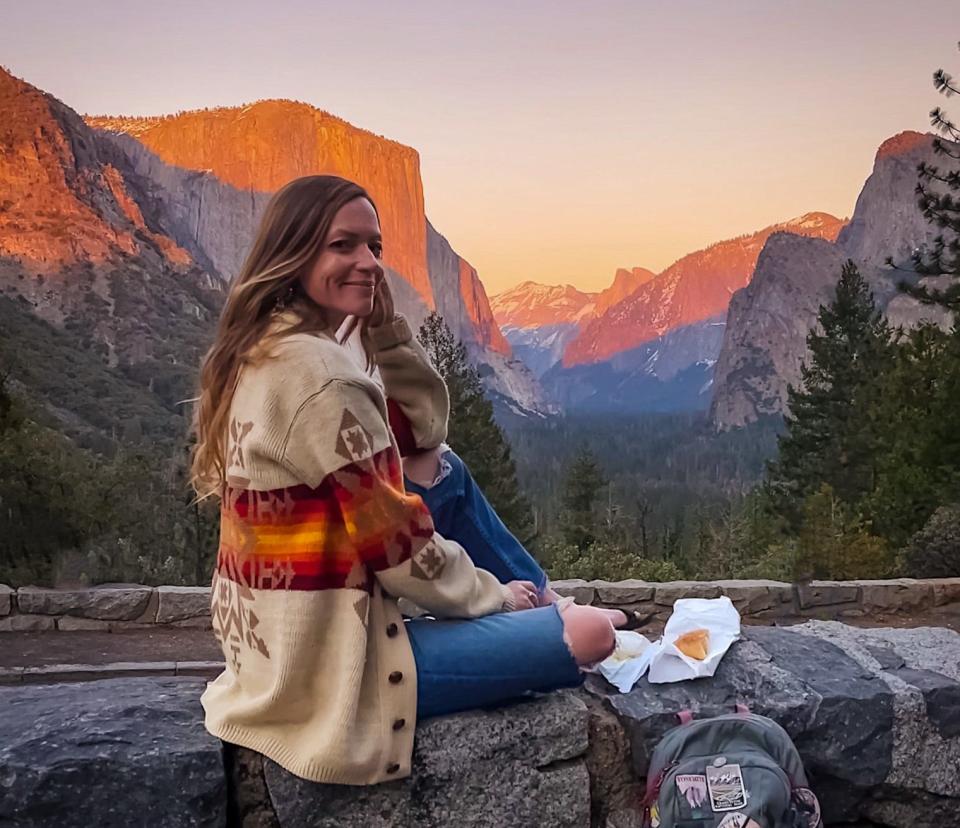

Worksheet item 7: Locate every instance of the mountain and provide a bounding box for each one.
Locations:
[710,131,956,429]
[0,67,223,447]
[490,268,656,379]
[593,267,655,317]
[0,68,547,445]
[87,101,519,357]
[563,213,846,368]
[489,280,598,379]
[533,214,844,413]
[490,281,598,328]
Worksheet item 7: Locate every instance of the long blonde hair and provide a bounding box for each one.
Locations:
[191,175,378,497]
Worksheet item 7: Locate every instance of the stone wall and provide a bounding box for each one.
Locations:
[3,622,960,827]
[551,577,960,623]
[3,578,958,633]
[0,584,211,632]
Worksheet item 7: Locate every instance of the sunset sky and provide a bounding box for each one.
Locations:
[3,1,958,293]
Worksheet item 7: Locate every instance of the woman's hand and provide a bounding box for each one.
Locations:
[503,580,539,612]
[366,274,395,328]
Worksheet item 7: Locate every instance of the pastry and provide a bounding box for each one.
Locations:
[674,628,709,660]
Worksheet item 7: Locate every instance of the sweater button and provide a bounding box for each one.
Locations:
[386,762,400,774]
[389,671,403,684]
[386,623,399,637]
[393,718,406,731]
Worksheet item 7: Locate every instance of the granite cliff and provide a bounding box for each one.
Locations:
[0,67,222,440]
[710,132,956,429]
[0,67,548,428]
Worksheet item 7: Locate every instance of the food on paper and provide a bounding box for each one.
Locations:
[674,628,710,660]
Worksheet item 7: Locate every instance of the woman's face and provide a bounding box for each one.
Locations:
[300,197,383,328]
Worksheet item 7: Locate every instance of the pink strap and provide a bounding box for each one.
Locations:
[677,710,694,725]
[735,703,750,715]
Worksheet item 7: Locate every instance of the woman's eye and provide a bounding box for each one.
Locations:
[330,240,349,250]
[370,244,383,258]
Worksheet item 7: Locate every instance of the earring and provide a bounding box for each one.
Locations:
[274,284,295,311]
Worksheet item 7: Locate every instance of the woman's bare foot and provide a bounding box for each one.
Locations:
[556,603,625,666]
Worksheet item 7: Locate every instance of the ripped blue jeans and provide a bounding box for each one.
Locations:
[404,449,582,719]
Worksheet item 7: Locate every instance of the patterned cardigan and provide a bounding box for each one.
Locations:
[201,314,510,784]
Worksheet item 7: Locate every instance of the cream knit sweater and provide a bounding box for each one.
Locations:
[201,313,509,784]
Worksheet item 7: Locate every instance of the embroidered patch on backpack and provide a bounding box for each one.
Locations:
[675,774,707,808]
[706,761,747,811]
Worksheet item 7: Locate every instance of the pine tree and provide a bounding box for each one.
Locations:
[795,484,893,580]
[416,312,534,541]
[766,261,894,526]
[559,446,606,550]
[860,323,956,547]
[890,42,960,312]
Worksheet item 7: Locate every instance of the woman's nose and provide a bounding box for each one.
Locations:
[356,245,381,272]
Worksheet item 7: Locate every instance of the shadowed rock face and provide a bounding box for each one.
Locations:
[711,131,957,429]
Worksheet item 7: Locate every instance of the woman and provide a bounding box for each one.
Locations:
[192,174,624,785]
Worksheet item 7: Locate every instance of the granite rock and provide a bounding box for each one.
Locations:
[653,581,722,606]
[550,579,597,605]
[796,580,860,609]
[0,614,56,631]
[587,621,960,827]
[254,693,591,828]
[596,580,655,605]
[858,579,934,612]
[714,579,793,614]
[0,677,226,827]
[156,586,212,623]
[17,585,153,620]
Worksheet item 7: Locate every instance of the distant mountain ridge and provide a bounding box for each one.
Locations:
[490,267,654,379]
[491,213,845,411]
[563,212,846,368]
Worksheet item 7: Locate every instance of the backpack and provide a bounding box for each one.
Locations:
[642,706,823,828]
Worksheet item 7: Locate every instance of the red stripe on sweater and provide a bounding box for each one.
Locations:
[215,447,434,592]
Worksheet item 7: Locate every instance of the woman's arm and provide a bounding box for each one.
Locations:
[367,314,450,454]
[281,379,507,619]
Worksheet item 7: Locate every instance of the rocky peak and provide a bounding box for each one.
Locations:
[490,281,597,329]
[0,67,188,269]
[593,266,655,317]
[875,130,931,162]
[562,214,845,367]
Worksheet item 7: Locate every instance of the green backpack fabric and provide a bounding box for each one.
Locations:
[642,708,823,828]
